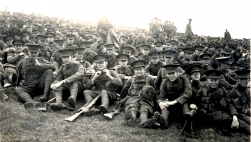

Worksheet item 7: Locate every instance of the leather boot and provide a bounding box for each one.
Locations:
[40,69,54,101]
[139,111,160,128]
[67,82,79,110]
[99,90,109,113]
[50,90,66,111]
[16,89,42,108]
[0,89,8,101]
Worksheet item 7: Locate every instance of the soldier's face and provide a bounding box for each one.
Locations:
[76,53,84,59]
[96,61,108,70]
[239,78,249,87]
[164,56,174,64]
[155,46,163,51]
[151,57,159,64]
[62,56,71,64]
[29,51,38,58]
[121,51,131,55]
[134,67,145,76]
[47,37,54,42]
[106,49,114,55]
[220,63,229,71]
[67,38,74,44]
[38,40,46,46]
[118,60,128,67]
[142,49,149,55]
[166,71,178,82]
[202,58,210,65]
[190,71,201,81]
[207,78,219,88]
[185,53,193,60]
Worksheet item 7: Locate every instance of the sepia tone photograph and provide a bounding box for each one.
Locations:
[0,0,250,141]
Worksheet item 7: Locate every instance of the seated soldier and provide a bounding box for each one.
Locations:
[81,54,123,115]
[0,62,8,100]
[195,70,237,136]
[50,48,85,111]
[16,44,55,108]
[120,60,156,127]
[229,69,250,135]
[155,64,192,129]
[138,44,151,64]
[81,41,96,64]
[104,44,117,69]
[145,51,164,79]
[4,40,25,87]
[119,44,138,64]
[113,54,134,83]
[74,48,95,87]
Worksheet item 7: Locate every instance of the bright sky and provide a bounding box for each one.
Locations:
[1,0,250,39]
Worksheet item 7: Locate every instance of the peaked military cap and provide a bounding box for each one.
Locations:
[93,54,109,63]
[12,40,24,46]
[154,42,164,47]
[194,45,204,51]
[148,51,160,58]
[71,28,78,32]
[121,44,134,51]
[47,28,56,33]
[183,47,194,54]
[105,44,115,49]
[235,69,250,78]
[57,48,73,57]
[146,38,154,44]
[203,70,222,79]
[27,44,43,53]
[163,64,180,73]
[199,53,211,60]
[116,54,130,61]
[141,44,151,50]
[37,35,48,41]
[54,39,66,46]
[46,32,56,37]
[131,60,146,69]
[169,40,178,46]
[65,34,75,39]
[81,41,93,47]
[97,42,106,49]
[216,56,232,65]
[185,63,202,75]
[75,48,85,54]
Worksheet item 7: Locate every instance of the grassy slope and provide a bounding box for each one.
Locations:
[0,87,249,142]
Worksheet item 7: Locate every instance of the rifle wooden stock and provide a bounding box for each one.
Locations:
[64,94,101,122]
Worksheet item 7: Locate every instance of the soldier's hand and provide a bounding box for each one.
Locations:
[159,101,169,109]
[35,59,41,66]
[19,52,25,56]
[103,69,110,76]
[231,115,239,129]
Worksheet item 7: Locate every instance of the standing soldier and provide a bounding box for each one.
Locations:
[229,69,250,134]
[81,54,123,115]
[185,19,194,41]
[50,48,85,111]
[224,29,231,42]
[16,44,55,107]
[155,64,192,128]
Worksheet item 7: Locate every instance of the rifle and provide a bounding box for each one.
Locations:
[38,97,56,112]
[64,94,101,122]
[104,104,121,119]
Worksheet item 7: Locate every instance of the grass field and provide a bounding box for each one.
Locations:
[0,87,249,142]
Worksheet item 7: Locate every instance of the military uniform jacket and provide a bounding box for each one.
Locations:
[230,84,250,115]
[85,69,123,92]
[54,61,85,84]
[6,49,23,66]
[195,86,237,116]
[17,57,56,86]
[159,75,192,105]
[120,75,156,99]
[47,42,59,54]
[145,61,164,76]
